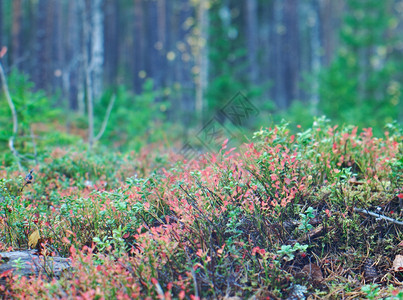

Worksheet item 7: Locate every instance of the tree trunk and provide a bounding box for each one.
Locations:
[133,0,145,93]
[12,0,22,64]
[273,0,286,109]
[310,0,321,114]
[195,0,209,123]
[0,0,3,47]
[90,0,104,101]
[53,0,64,97]
[146,0,161,90]
[177,0,194,127]
[157,0,167,89]
[34,0,49,90]
[245,0,258,84]
[104,0,119,86]
[320,0,344,65]
[65,0,83,111]
[283,0,300,106]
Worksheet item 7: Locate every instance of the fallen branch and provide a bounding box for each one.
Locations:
[354,207,403,226]
[0,60,22,171]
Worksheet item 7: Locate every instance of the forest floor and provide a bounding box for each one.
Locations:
[0,122,402,299]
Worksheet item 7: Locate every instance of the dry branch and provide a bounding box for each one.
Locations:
[94,94,116,142]
[0,60,22,170]
[354,207,403,226]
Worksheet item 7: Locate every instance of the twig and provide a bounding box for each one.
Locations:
[94,94,116,142]
[0,60,22,171]
[354,207,403,226]
[185,248,199,299]
[152,278,166,300]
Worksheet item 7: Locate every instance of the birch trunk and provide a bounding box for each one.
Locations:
[195,0,209,123]
[90,0,104,100]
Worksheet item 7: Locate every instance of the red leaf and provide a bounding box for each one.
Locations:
[0,47,7,58]
[0,269,13,278]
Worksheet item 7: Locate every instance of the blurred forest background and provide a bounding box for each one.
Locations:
[0,0,402,158]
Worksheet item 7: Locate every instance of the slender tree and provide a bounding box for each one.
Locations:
[0,0,3,47]
[90,0,104,101]
[195,0,209,122]
[12,0,22,64]
[133,0,145,93]
[104,0,119,86]
[245,0,258,84]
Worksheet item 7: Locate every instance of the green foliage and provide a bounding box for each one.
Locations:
[93,225,128,258]
[318,0,402,132]
[298,207,315,233]
[206,1,261,118]
[95,80,172,151]
[277,243,308,262]
[361,284,380,300]
[0,70,78,166]
[276,100,315,130]
[0,120,402,298]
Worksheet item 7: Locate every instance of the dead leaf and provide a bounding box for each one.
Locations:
[348,177,364,186]
[28,230,40,249]
[392,255,403,272]
[297,225,325,243]
[301,263,323,282]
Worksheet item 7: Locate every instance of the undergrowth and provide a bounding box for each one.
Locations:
[0,119,402,299]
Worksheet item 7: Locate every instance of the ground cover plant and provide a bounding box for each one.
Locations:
[0,119,402,299]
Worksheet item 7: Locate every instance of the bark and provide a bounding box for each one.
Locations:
[310,0,321,114]
[273,0,286,108]
[157,0,167,89]
[147,0,161,90]
[320,0,345,65]
[195,0,209,123]
[177,0,194,126]
[65,0,81,111]
[34,0,48,90]
[0,250,71,285]
[133,0,145,92]
[283,0,300,105]
[0,0,3,47]
[12,0,22,63]
[82,1,94,148]
[245,0,258,84]
[90,0,104,101]
[263,1,274,101]
[104,0,119,85]
[76,0,86,115]
[53,0,64,96]
[0,60,21,170]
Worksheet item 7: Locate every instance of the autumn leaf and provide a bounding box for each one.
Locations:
[301,263,323,282]
[392,255,403,272]
[28,230,40,249]
[0,269,13,278]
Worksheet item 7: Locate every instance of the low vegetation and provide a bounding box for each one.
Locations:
[0,119,402,299]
